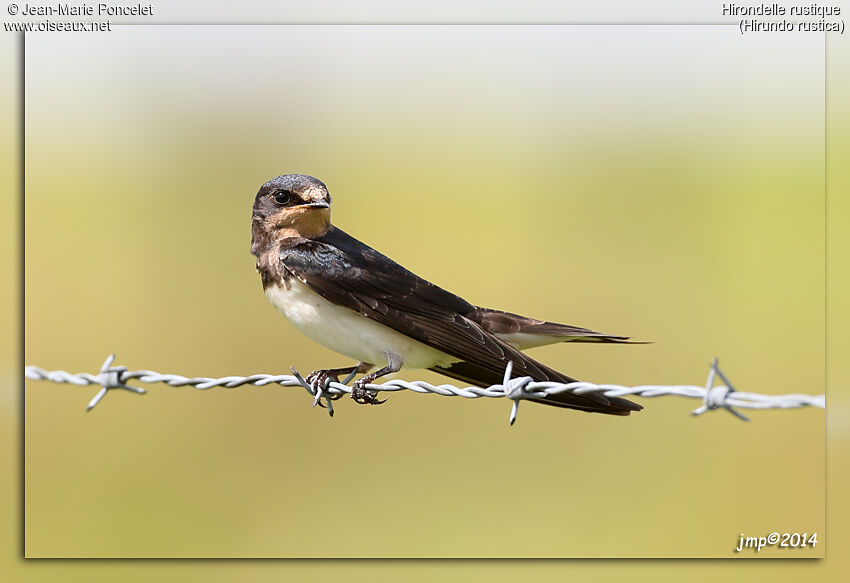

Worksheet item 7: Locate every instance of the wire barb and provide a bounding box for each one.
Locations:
[24,354,825,424]
[85,354,147,412]
[499,361,534,425]
[690,357,749,421]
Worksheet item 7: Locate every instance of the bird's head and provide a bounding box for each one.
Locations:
[251,174,332,254]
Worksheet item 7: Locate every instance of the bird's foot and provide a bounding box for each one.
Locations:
[350,379,387,405]
[305,370,345,401]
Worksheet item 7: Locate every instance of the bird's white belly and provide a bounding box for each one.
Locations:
[265,278,458,369]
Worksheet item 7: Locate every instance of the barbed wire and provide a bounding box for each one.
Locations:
[23,354,825,425]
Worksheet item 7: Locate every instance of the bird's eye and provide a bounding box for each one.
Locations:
[273,190,293,205]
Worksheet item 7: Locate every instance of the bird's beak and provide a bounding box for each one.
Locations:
[301,200,329,209]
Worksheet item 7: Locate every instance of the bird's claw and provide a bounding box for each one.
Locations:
[305,370,344,404]
[350,380,387,405]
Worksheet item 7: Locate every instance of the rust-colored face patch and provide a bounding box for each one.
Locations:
[271,205,332,239]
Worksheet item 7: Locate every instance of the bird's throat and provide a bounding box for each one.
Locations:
[275,207,331,240]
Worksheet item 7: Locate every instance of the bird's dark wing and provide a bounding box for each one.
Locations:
[279,228,641,415]
[470,307,645,344]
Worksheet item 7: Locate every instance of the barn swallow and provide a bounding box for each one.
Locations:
[250,174,643,415]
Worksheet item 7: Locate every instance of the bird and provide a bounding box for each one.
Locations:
[250,173,643,415]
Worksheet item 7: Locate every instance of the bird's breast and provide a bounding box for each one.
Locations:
[264,278,457,369]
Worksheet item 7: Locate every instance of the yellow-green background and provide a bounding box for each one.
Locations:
[2,13,847,583]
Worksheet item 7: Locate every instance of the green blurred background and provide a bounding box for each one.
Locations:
[3,15,847,583]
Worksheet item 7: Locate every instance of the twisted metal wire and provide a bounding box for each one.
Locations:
[24,354,825,424]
